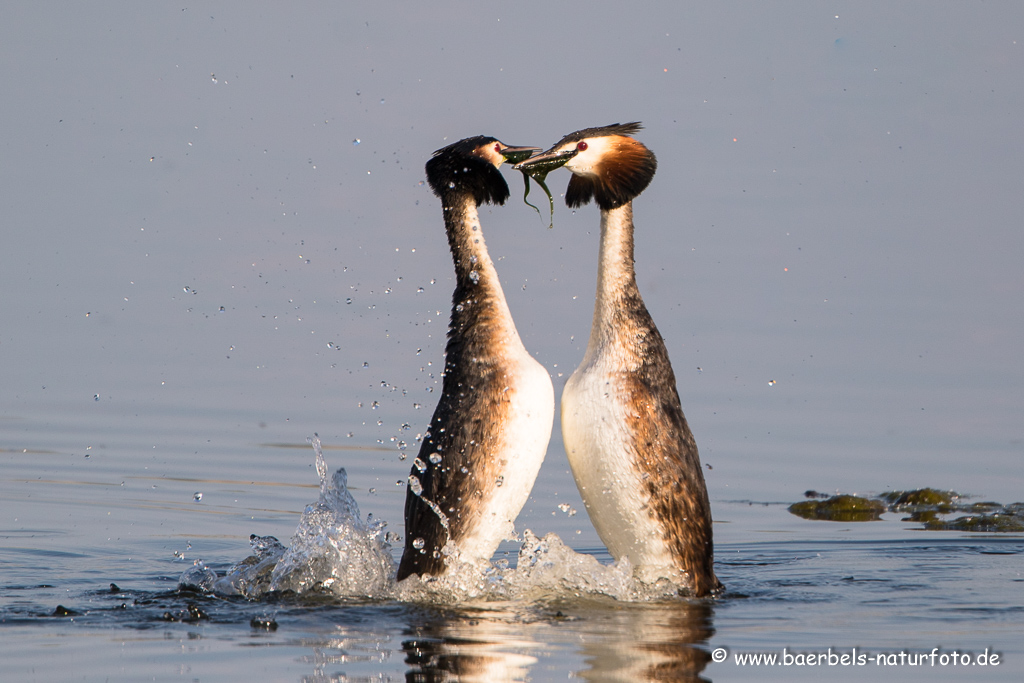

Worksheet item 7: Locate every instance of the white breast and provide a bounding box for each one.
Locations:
[561,355,677,577]
[455,348,554,560]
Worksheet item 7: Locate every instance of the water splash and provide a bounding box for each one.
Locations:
[212,534,287,598]
[407,474,450,535]
[179,559,217,592]
[268,436,394,597]
[179,437,697,605]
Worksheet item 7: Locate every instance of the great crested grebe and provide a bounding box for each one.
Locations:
[515,123,721,596]
[396,136,555,581]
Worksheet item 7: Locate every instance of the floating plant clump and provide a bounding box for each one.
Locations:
[924,511,1024,533]
[789,488,1024,531]
[788,495,887,522]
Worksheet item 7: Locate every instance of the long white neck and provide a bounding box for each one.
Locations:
[444,196,523,354]
[582,203,639,361]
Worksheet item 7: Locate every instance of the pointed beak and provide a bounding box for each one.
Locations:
[513,147,578,174]
[499,145,541,166]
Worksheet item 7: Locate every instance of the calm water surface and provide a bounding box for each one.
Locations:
[2,407,1021,681]
[3,2,1023,681]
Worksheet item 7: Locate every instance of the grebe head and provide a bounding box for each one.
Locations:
[514,122,657,210]
[426,136,539,207]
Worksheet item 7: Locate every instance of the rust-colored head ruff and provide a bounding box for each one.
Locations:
[517,123,657,211]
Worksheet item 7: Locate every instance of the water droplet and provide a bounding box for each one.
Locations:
[352,138,361,145]
[768,379,776,386]
[93,394,100,401]
[495,475,504,487]
[417,287,424,293]
[412,537,425,549]
[460,466,469,474]
[413,457,427,473]
[469,271,480,284]
[368,487,376,494]
[429,453,442,464]
[413,402,422,410]
[371,400,380,409]
[193,492,203,501]
[397,440,407,450]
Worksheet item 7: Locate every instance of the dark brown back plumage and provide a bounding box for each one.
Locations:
[398,138,516,581]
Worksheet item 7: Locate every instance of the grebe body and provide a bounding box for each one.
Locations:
[517,124,720,595]
[397,137,554,581]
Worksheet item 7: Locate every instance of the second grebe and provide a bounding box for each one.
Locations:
[516,124,721,596]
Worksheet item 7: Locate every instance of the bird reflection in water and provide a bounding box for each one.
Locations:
[401,599,714,682]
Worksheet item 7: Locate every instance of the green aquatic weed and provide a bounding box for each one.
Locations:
[879,488,955,509]
[518,168,555,229]
[788,495,887,522]
[924,513,1024,533]
[791,487,1024,532]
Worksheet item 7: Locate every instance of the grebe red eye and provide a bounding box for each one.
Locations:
[494,143,502,153]
[577,141,588,151]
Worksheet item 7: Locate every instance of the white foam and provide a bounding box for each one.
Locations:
[179,438,693,604]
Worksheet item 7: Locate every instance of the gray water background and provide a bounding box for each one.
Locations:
[2,2,1022,681]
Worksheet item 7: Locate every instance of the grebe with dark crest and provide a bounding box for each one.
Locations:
[516,123,722,596]
[396,137,555,581]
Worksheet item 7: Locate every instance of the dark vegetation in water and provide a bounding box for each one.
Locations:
[789,495,887,522]
[789,488,1024,531]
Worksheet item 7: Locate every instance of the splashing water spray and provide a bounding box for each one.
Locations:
[407,474,450,534]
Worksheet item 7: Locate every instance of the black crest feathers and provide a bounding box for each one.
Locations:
[557,122,644,145]
[425,136,511,207]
